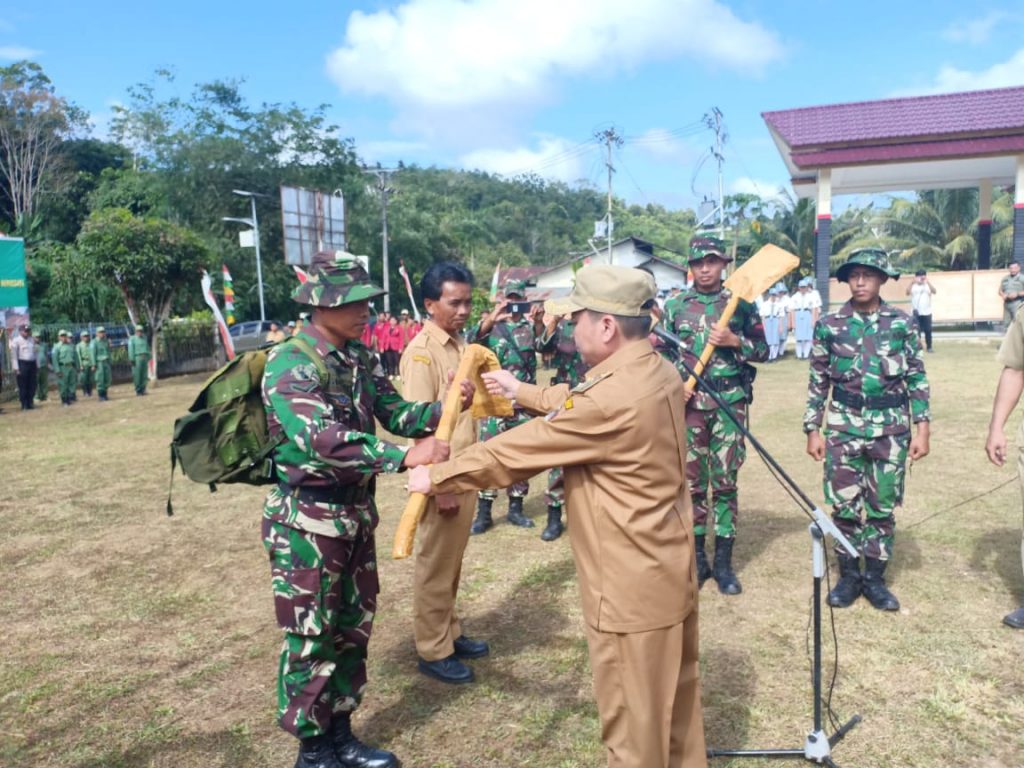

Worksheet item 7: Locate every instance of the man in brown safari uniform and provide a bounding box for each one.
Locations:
[409,264,706,768]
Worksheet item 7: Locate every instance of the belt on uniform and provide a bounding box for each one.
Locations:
[277,482,372,505]
[702,374,743,392]
[831,387,908,410]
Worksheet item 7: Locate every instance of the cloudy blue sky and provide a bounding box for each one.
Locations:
[7,1,1024,210]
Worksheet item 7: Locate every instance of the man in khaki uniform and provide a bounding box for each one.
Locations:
[985,302,1024,629]
[399,261,490,684]
[409,264,706,768]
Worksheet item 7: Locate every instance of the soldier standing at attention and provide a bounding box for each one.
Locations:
[91,327,113,401]
[262,252,464,768]
[409,265,707,768]
[984,302,1024,629]
[804,248,930,612]
[670,235,768,595]
[76,330,95,397]
[399,261,491,685]
[34,331,51,403]
[52,330,78,406]
[128,324,150,396]
[999,261,1024,327]
[466,278,545,533]
[537,314,589,541]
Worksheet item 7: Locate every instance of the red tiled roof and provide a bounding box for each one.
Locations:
[792,134,1024,169]
[763,85,1024,148]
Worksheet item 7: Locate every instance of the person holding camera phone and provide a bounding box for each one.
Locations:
[467,278,545,533]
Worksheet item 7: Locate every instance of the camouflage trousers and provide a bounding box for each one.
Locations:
[95,360,112,394]
[686,402,747,538]
[262,517,380,738]
[478,411,532,500]
[545,466,565,509]
[824,431,909,561]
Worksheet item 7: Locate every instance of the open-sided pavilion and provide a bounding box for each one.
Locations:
[763,85,1024,303]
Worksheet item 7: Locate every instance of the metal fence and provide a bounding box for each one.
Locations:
[1,320,224,403]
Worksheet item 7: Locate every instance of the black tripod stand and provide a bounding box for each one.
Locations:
[654,327,862,766]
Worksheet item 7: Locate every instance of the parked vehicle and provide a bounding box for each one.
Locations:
[229,320,285,353]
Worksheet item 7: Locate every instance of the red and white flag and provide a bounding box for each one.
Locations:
[201,270,236,360]
[293,265,309,284]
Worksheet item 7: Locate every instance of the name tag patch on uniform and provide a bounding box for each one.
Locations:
[413,354,431,365]
[546,397,574,422]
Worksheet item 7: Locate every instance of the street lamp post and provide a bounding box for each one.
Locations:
[223,189,268,322]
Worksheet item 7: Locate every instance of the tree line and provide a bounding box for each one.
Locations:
[3,61,1017,333]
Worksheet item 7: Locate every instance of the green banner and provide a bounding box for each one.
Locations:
[0,237,28,308]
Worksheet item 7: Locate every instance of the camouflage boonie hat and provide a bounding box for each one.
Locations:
[292,251,386,308]
[836,248,900,282]
[689,235,732,263]
[502,278,527,298]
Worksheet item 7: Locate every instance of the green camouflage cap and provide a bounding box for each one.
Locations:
[292,251,386,308]
[80,330,90,337]
[836,248,900,282]
[688,235,733,263]
[96,326,106,333]
[502,278,527,297]
[58,329,69,337]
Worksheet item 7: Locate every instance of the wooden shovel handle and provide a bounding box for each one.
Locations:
[684,294,741,392]
[391,346,488,560]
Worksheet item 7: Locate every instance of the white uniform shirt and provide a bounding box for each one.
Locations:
[790,291,822,312]
[910,282,933,315]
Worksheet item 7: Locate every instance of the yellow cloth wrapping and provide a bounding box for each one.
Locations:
[392,344,512,559]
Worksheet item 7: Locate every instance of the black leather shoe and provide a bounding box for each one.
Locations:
[331,716,401,768]
[694,534,713,588]
[540,505,564,541]
[506,497,534,528]
[861,558,899,611]
[453,635,489,659]
[1002,606,1024,629]
[417,654,474,684]
[713,536,742,595]
[470,498,493,535]
[827,554,862,608]
[295,735,343,768]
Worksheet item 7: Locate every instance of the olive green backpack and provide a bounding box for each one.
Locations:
[167,336,327,515]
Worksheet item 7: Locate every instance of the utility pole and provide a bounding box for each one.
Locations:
[703,108,727,241]
[594,127,624,262]
[363,167,398,312]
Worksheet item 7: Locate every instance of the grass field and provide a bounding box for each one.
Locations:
[2,340,1023,768]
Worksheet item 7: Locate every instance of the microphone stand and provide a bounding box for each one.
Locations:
[654,326,861,766]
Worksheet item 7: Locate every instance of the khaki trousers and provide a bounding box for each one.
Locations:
[585,611,706,768]
[413,490,476,660]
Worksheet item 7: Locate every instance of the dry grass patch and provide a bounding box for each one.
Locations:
[1,342,1023,767]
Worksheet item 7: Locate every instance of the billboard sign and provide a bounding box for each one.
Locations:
[280,185,346,265]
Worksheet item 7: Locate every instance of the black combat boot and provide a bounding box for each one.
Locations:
[506,497,534,528]
[295,734,343,768]
[694,535,713,588]
[470,498,493,535]
[331,714,401,768]
[540,505,563,541]
[827,554,862,608]
[712,536,742,595]
[861,558,899,611]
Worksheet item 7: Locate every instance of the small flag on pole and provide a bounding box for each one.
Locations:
[202,270,236,360]
[222,265,236,325]
[397,261,421,321]
[489,262,501,301]
[293,265,309,284]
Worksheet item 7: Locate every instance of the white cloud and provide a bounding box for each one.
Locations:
[459,136,593,182]
[327,0,784,109]
[0,45,40,60]
[899,48,1024,95]
[729,176,786,200]
[941,12,1007,45]
[629,128,702,161]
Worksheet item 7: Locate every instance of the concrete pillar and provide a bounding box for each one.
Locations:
[978,179,992,270]
[815,169,832,308]
[1015,157,1024,267]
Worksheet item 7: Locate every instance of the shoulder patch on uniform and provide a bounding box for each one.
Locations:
[570,371,613,395]
[412,354,431,365]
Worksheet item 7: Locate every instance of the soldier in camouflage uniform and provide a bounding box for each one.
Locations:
[76,331,95,397]
[91,327,112,401]
[537,315,589,541]
[52,330,78,406]
[804,248,931,612]
[262,251,464,768]
[466,278,546,533]
[671,235,768,595]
